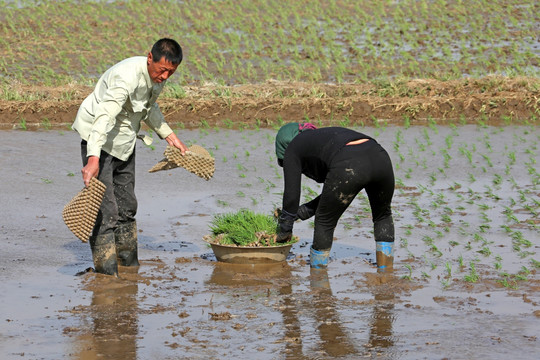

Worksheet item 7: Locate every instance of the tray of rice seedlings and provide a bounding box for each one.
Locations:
[203,209,297,264]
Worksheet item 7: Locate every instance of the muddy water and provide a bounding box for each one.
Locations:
[0,124,538,359]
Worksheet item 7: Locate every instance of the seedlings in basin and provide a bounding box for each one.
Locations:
[206,209,296,247]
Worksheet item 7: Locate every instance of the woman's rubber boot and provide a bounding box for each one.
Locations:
[90,233,118,276]
[310,247,330,269]
[376,241,394,273]
[115,221,140,267]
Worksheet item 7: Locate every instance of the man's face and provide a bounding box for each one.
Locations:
[147,52,179,83]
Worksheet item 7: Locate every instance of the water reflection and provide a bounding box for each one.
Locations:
[365,271,396,355]
[208,263,398,358]
[309,267,357,357]
[208,262,306,358]
[74,270,139,359]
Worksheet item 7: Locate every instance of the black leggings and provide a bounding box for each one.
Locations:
[312,140,395,250]
[81,141,138,237]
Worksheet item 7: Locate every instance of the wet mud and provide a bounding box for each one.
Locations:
[0,125,538,359]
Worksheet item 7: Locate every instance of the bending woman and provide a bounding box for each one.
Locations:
[275,123,395,271]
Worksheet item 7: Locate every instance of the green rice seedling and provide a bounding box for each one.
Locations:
[400,237,409,249]
[236,163,246,172]
[441,279,450,288]
[458,255,465,269]
[524,204,538,217]
[473,233,486,243]
[478,246,492,257]
[481,154,493,167]
[422,235,433,246]
[479,212,491,224]
[41,117,51,130]
[208,209,292,247]
[497,274,518,289]
[490,173,501,186]
[494,254,503,270]
[518,251,535,259]
[463,262,479,282]
[478,224,491,233]
[458,146,473,165]
[402,264,412,280]
[445,135,454,150]
[478,204,490,210]
[511,231,532,248]
[405,168,412,179]
[302,185,319,202]
[441,214,452,223]
[445,262,452,278]
[18,117,27,130]
[217,199,229,207]
[402,116,411,129]
[222,119,234,129]
[507,151,516,165]
[430,245,443,257]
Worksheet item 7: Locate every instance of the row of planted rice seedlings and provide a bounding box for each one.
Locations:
[391,121,538,288]
[0,0,537,86]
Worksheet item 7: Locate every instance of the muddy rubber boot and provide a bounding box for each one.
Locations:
[310,247,330,269]
[115,221,140,267]
[376,241,394,272]
[90,233,118,276]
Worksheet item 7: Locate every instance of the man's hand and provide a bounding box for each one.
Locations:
[81,156,100,187]
[166,132,187,155]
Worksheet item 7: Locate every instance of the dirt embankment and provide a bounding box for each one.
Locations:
[1,77,538,130]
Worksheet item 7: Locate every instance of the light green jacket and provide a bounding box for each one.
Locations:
[73,56,173,161]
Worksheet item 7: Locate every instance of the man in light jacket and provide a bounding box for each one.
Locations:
[73,38,187,276]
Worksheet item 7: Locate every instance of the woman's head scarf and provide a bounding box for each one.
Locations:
[275,122,317,161]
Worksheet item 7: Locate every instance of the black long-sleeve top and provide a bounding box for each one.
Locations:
[281,127,374,214]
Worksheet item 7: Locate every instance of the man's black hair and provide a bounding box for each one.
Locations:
[151,38,183,65]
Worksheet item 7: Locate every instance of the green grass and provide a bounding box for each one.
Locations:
[208,209,295,246]
[0,0,538,87]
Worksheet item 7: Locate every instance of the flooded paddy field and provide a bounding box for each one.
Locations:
[0,123,538,359]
